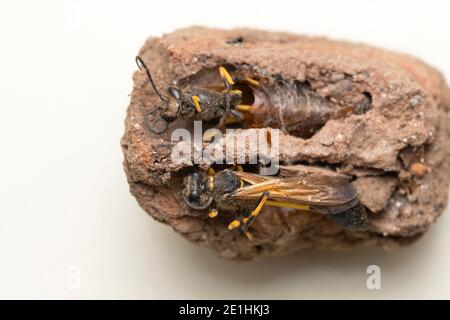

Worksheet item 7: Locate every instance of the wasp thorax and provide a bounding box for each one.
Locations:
[182,171,212,210]
[213,170,241,195]
[161,99,180,121]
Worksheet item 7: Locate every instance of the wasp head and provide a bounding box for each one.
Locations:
[158,86,183,121]
[182,171,213,210]
[136,56,201,133]
[161,86,198,120]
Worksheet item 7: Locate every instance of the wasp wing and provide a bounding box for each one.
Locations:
[230,171,359,215]
[232,171,272,185]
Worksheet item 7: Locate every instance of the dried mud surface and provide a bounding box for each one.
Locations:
[122,27,450,259]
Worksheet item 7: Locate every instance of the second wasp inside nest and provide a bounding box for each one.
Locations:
[140,59,372,139]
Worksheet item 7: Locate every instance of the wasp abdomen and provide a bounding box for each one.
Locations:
[327,202,368,229]
[246,79,371,138]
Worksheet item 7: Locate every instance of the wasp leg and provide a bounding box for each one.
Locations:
[241,191,270,232]
[265,200,309,211]
[208,208,218,218]
[227,207,249,230]
[238,217,254,240]
[219,67,236,122]
[228,213,254,240]
[219,67,235,91]
[244,77,260,87]
[218,67,247,128]
[228,219,241,230]
[235,104,252,112]
[191,95,202,113]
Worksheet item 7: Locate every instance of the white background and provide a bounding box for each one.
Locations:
[0,0,449,299]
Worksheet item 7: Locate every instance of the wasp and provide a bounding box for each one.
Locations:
[182,167,368,238]
[136,56,373,138]
[136,56,258,134]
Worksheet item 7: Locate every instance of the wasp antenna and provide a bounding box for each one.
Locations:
[135,56,167,102]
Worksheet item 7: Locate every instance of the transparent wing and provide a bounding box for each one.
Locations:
[230,171,358,211]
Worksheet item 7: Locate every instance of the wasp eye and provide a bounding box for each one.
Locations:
[168,86,181,100]
[190,190,200,201]
[221,171,239,192]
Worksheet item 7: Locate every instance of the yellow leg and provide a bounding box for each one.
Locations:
[251,192,269,218]
[208,208,218,218]
[229,191,268,234]
[245,77,260,87]
[219,66,235,87]
[191,95,202,113]
[265,200,310,211]
[236,104,252,112]
[239,192,270,233]
[228,219,241,230]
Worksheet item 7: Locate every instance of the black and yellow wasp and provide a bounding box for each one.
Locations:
[136,56,257,134]
[182,167,368,238]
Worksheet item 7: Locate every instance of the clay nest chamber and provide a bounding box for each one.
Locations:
[121,27,450,260]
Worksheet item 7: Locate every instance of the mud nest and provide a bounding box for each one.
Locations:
[121,27,450,260]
